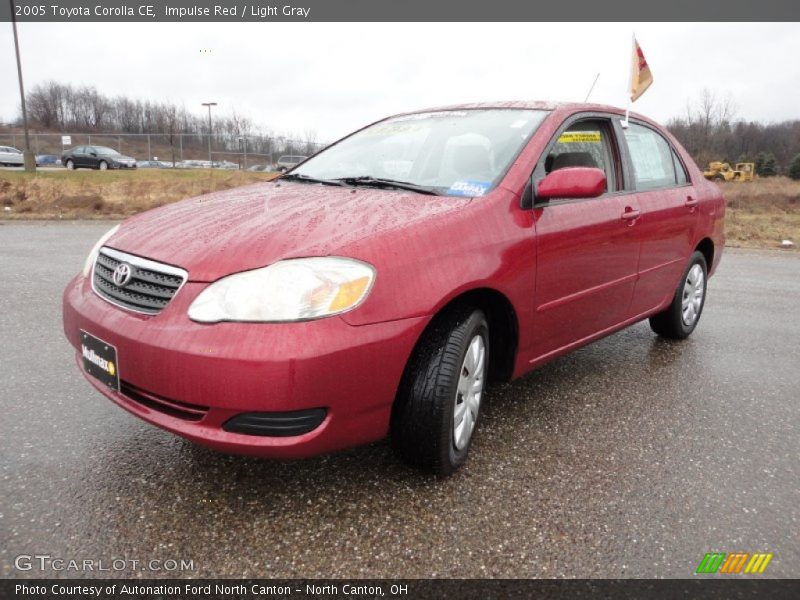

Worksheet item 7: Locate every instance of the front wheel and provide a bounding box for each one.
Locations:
[649,251,708,339]
[391,307,489,476]
[98,160,108,171]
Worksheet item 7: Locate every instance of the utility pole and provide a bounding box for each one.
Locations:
[202,102,217,166]
[238,136,248,169]
[10,0,35,172]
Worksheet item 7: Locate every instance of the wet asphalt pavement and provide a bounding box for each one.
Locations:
[1,221,798,579]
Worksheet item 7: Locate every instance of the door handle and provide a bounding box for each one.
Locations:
[621,207,640,221]
[685,196,699,207]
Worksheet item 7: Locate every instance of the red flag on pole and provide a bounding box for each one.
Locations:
[630,36,653,102]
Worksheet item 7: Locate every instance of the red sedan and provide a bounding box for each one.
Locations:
[63,102,725,475]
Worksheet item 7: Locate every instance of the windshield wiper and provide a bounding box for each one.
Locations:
[280,173,348,187]
[335,176,440,196]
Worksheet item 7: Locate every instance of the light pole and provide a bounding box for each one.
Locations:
[201,102,217,166]
[10,0,35,172]
[238,136,248,169]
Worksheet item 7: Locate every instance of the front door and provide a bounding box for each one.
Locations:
[529,117,640,362]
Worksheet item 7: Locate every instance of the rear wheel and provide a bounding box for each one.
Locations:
[649,251,708,339]
[391,307,489,476]
[65,159,74,170]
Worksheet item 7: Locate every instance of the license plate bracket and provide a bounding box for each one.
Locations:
[80,330,120,392]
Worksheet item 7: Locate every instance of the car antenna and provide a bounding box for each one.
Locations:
[584,72,600,102]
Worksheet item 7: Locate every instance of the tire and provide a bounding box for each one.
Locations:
[649,251,708,339]
[391,307,489,476]
[65,160,74,170]
[98,160,108,171]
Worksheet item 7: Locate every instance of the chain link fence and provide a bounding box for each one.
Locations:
[0,131,328,169]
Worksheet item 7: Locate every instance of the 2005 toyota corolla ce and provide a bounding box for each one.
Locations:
[63,102,724,475]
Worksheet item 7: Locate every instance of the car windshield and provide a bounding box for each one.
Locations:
[290,109,548,196]
[95,147,120,156]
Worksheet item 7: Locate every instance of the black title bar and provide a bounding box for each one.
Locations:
[1,0,799,22]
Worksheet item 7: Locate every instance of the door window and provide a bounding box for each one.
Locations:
[623,123,679,190]
[543,119,619,193]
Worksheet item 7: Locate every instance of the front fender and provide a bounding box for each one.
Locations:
[339,191,535,328]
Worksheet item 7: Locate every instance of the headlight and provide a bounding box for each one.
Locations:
[82,224,120,277]
[188,257,375,323]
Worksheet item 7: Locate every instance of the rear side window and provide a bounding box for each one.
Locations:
[672,149,689,185]
[623,123,677,190]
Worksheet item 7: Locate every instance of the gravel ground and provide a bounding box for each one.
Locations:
[1,222,798,579]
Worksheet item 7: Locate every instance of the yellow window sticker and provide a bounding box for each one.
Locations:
[558,131,602,143]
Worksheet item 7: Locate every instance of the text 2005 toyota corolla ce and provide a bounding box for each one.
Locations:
[64,102,724,475]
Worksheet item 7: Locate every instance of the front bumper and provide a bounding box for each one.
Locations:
[63,274,427,458]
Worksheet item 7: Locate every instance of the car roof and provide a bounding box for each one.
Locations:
[386,100,652,124]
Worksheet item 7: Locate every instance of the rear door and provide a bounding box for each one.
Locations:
[529,115,640,361]
[621,122,698,315]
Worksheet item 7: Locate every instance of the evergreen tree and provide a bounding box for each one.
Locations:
[755,152,766,174]
[789,154,800,181]
[755,152,778,177]
[762,153,778,177]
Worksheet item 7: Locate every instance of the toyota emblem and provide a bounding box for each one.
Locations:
[112,263,133,287]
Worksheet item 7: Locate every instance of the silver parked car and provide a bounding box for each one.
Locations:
[0,146,24,166]
[276,155,308,172]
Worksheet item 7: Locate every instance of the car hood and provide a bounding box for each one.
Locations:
[108,155,134,161]
[107,181,471,281]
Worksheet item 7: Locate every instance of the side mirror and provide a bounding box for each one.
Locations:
[90,152,97,157]
[537,167,606,200]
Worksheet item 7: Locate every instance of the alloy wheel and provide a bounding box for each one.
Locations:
[681,264,705,326]
[453,334,486,450]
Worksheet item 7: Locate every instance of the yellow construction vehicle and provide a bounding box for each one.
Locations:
[734,162,755,182]
[703,161,756,182]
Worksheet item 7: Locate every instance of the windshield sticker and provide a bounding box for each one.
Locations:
[388,111,469,123]
[558,131,602,143]
[448,180,491,197]
[510,119,529,129]
[363,121,425,136]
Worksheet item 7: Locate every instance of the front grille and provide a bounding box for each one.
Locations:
[120,381,209,421]
[92,247,187,315]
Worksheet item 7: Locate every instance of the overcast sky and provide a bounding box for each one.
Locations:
[1,22,798,141]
